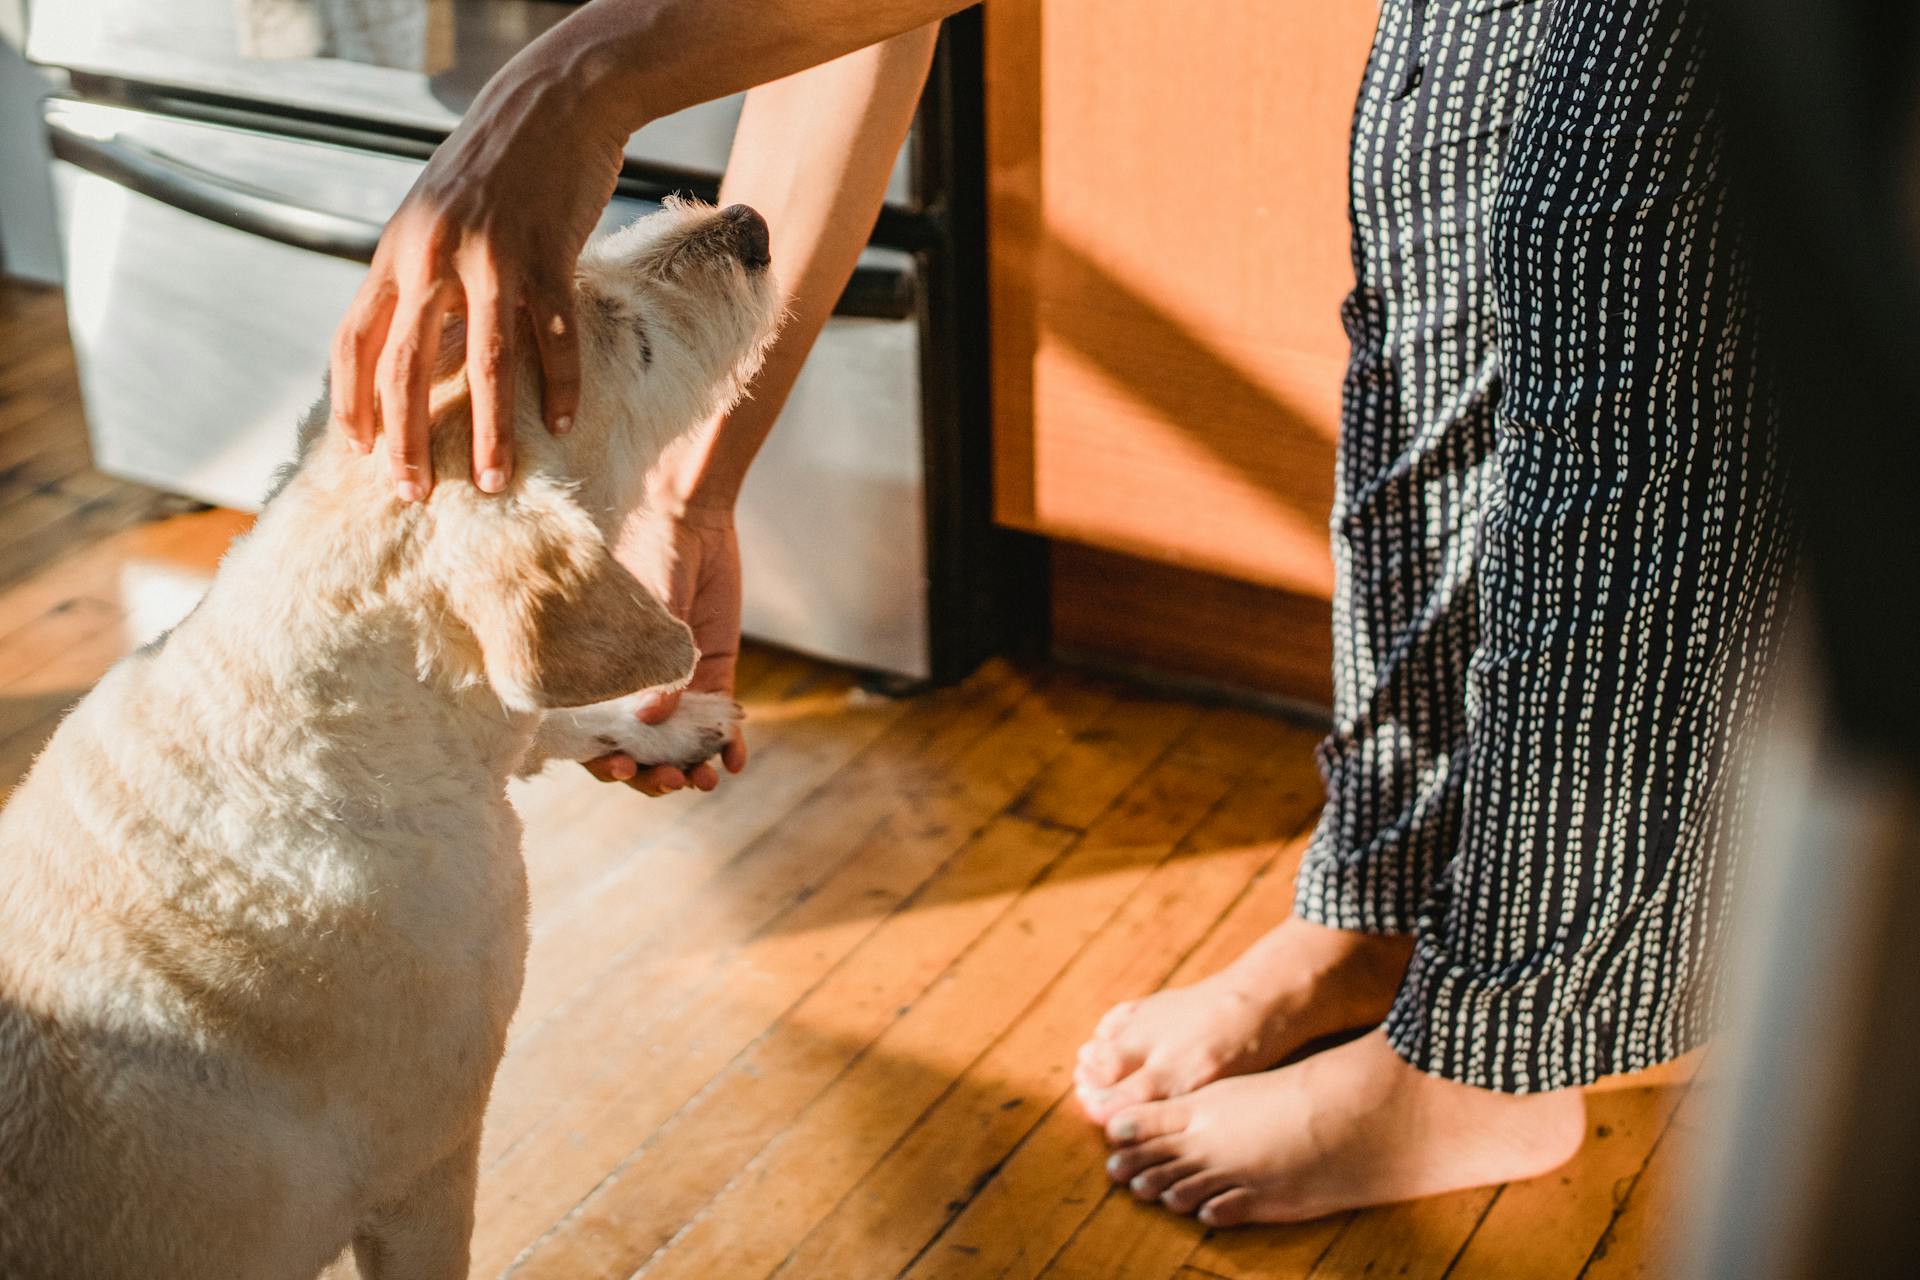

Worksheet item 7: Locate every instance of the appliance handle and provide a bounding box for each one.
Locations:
[44,103,918,319]
[46,105,385,263]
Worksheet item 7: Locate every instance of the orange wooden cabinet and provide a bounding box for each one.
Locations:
[985,0,1380,707]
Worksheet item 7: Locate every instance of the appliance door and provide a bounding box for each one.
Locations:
[45,100,930,679]
[27,0,915,207]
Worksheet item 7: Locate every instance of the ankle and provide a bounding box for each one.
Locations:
[1268,919,1408,1000]
[1217,919,1409,1037]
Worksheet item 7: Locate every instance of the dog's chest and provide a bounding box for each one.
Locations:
[324,819,529,1145]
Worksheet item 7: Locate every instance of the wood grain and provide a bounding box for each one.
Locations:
[1051,541,1334,709]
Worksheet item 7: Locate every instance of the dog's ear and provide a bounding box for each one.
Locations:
[436,485,695,711]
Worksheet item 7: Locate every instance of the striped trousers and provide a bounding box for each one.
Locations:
[1294,0,1795,1092]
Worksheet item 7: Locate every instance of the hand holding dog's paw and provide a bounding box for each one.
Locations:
[573,690,743,792]
[586,507,747,796]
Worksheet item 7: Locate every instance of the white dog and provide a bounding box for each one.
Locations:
[0,200,781,1279]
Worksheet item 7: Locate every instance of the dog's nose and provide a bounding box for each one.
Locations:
[719,204,771,273]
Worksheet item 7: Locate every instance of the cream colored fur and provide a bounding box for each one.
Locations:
[0,201,780,1280]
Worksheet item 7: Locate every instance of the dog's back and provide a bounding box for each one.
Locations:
[0,654,376,1280]
[0,509,533,1280]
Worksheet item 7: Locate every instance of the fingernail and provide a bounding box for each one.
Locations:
[396,481,425,503]
[479,468,508,493]
[1130,1175,1153,1195]
[553,414,573,435]
[1109,1117,1136,1142]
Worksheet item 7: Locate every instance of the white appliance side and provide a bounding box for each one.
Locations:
[47,103,930,678]
[736,317,928,681]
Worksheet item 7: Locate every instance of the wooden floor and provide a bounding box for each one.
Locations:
[0,278,1698,1278]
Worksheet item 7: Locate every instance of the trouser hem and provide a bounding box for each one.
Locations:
[1379,934,1712,1093]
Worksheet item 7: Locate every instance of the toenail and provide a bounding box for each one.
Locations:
[1110,1117,1138,1142]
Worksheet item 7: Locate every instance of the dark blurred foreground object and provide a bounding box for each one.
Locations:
[1688,3,1920,1277]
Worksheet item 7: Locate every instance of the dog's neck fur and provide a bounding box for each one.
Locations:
[137,433,540,819]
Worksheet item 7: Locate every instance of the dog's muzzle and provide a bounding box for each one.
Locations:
[718,204,772,273]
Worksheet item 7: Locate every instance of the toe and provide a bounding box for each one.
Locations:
[1162,1169,1238,1215]
[1074,1038,1132,1091]
[1104,1137,1182,1186]
[1197,1187,1256,1228]
[1105,1097,1190,1147]
[1129,1158,1203,1203]
[1084,1062,1181,1126]
[1094,1000,1139,1039]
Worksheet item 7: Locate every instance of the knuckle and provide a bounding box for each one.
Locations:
[380,337,421,384]
[401,261,452,304]
[470,331,510,375]
[470,352,506,384]
[375,366,410,406]
[463,280,507,316]
[331,328,361,369]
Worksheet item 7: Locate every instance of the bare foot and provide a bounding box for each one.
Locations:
[1075,916,1411,1124]
[1102,1028,1587,1226]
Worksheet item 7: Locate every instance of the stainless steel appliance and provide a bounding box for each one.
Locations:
[27,0,1006,684]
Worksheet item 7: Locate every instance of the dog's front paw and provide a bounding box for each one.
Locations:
[564,689,742,771]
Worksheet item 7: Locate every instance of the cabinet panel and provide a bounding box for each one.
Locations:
[987,0,1378,599]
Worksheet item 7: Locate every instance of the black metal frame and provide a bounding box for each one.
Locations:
[908,9,1048,686]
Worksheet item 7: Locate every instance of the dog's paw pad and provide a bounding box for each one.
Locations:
[673,724,732,770]
[660,692,741,769]
[579,690,740,770]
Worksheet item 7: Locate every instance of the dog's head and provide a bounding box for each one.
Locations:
[289,200,781,713]
[548,199,781,524]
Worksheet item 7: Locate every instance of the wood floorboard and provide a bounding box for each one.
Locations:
[1440,1057,1701,1279]
[1567,1071,1711,1280]
[609,712,1308,1280]
[923,788,1318,1280]
[0,276,1690,1278]
[469,670,1117,1274]
[499,694,1207,1279]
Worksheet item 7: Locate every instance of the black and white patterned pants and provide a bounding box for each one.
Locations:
[1294,0,1795,1092]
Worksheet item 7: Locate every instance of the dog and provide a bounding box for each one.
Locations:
[0,200,781,1279]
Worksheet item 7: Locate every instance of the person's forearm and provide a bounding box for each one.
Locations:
[657,25,941,513]
[499,0,969,146]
